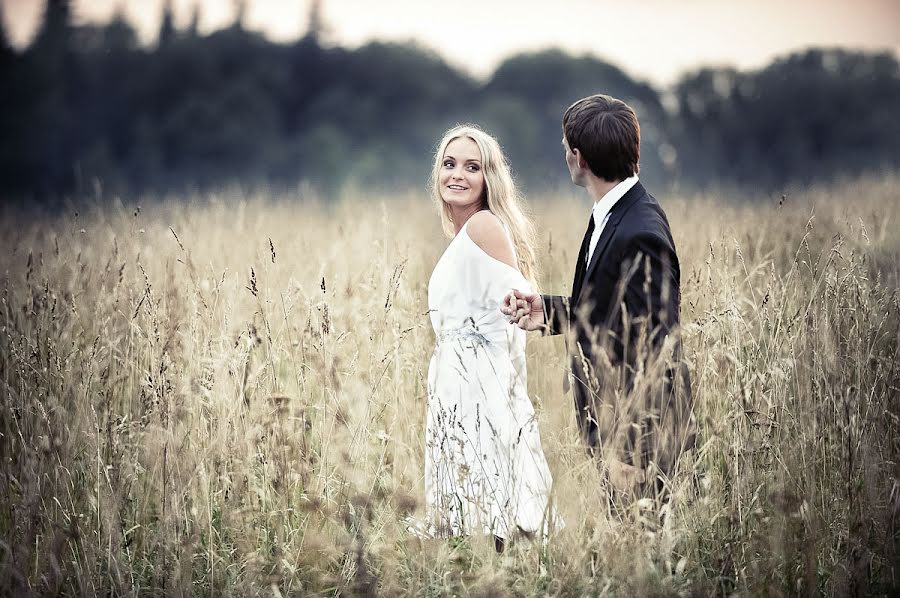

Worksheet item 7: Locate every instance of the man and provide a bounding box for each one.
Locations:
[502,94,695,495]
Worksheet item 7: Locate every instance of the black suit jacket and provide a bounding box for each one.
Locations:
[542,182,694,476]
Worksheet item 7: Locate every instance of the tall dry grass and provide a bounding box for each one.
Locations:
[1,176,898,596]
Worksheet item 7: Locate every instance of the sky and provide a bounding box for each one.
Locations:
[2,0,899,85]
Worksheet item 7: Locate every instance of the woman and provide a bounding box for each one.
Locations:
[424,124,559,548]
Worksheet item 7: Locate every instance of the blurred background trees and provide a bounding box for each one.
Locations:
[1,0,898,202]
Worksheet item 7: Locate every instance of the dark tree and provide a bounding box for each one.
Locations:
[1,4,897,203]
[159,0,177,47]
[485,50,673,189]
[671,49,900,189]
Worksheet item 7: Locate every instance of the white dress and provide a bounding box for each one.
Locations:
[425,218,559,540]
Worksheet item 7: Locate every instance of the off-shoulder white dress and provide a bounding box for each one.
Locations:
[424,217,560,540]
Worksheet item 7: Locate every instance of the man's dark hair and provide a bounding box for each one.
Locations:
[563,94,640,182]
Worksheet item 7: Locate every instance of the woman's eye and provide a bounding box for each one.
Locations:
[443,160,454,168]
[466,164,480,172]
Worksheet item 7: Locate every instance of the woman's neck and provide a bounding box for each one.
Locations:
[450,204,487,235]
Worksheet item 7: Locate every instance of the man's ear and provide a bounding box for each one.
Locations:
[573,148,587,169]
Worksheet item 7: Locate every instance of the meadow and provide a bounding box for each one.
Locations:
[1,175,898,596]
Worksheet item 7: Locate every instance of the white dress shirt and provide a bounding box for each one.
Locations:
[586,175,639,265]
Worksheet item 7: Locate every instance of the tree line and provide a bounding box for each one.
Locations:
[2,0,899,202]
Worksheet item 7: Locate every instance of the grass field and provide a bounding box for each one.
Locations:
[1,175,899,596]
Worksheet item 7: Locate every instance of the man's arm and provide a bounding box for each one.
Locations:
[613,232,680,350]
[609,232,693,479]
[501,290,571,334]
[541,294,571,336]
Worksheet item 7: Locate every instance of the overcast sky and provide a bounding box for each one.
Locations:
[3,0,899,85]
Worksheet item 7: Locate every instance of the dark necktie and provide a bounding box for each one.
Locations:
[572,215,595,300]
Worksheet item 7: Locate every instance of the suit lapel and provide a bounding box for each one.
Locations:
[575,182,645,305]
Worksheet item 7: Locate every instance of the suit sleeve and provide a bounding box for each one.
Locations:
[613,233,694,476]
[614,232,680,346]
[540,294,571,336]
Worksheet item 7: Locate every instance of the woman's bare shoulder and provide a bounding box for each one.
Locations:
[466,211,516,269]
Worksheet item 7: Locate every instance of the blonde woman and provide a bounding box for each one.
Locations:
[424,124,559,550]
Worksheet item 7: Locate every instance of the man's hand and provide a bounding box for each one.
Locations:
[501,289,545,331]
[607,458,646,493]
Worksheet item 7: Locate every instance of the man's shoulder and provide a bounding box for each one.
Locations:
[618,189,672,237]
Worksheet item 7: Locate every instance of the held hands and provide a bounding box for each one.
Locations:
[501,289,545,331]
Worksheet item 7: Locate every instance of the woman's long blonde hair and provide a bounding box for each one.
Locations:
[430,124,540,291]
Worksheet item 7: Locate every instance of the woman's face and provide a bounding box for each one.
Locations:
[439,137,485,209]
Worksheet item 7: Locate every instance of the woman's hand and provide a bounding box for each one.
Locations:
[501,289,545,331]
